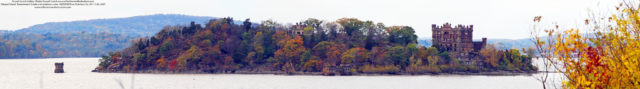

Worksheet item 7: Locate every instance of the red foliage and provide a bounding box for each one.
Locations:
[169,60,177,70]
[585,46,604,73]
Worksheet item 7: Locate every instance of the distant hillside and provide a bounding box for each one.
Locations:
[12,14,216,37]
[0,32,137,58]
[417,39,432,47]
[418,38,534,50]
[0,14,222,58]
[486,39,534,49]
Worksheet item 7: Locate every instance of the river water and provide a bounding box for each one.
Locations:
[0,58,563,89]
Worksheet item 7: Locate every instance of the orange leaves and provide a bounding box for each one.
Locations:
[155,56,167,70]
[273,31,291,48]
[221,24,230,30]
[289,35,304,46]
[274,36,307,71]
[326,49,342,66]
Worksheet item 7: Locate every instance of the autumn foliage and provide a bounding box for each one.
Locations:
[532,2,640,88]
[95,17,535,75]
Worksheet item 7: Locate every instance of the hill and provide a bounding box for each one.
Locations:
[11,14,216,37]
[0,32,137,58]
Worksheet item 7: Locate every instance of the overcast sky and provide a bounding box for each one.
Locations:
[0,0,619,39]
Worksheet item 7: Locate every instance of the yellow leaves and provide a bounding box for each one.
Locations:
[539,3,640,88]
[536,39,546,45]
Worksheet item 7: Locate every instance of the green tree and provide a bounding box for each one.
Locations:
[336,18,363,36]
[176,45,201,70]
[341,47,368,65]
[312,41,335,59]
[507,49,522,71]
[132,53,146,69]
[303,26,315,48]
[252,32,265,63]
[425,47,440,66]
[388,26,417,45]
[159,37,174,53]
[97,54,112,70]
[388,46,408,67]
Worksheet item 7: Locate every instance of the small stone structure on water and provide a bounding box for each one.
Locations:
[54,62,64,73]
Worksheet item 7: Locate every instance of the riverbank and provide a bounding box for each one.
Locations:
[94,69,538,76]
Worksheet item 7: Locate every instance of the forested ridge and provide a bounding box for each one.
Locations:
[15,14,215,37]
[95,17,535,75]
[0,32,136,58]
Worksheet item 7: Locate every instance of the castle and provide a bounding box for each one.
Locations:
[288,22,307,36]
[432,23,486,65]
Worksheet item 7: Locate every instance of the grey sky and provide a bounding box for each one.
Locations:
[0,0,618,39]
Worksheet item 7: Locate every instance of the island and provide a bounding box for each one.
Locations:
[93,18,536,75]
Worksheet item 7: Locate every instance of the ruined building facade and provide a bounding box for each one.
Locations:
[288,22,307,36]
[432,23,486,65]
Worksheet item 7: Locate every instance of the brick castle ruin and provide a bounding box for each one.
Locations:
[432,23,486,65]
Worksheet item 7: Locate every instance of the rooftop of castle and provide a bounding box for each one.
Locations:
[432,22,473,29]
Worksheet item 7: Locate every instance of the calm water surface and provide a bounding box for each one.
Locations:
[0,58,562,89]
